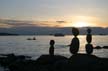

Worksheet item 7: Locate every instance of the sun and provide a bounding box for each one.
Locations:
[72,21,89,27]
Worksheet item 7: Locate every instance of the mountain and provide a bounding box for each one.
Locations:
[0,27,108,35]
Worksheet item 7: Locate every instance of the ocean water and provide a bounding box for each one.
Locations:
[0,35,108,59]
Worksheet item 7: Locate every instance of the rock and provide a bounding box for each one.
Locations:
[9,60,37,71]
[53,59,69,71]
[68,54,100,71]
[99,58,108,71]
[35,55,68,71]
[1,54,108,71]
[70,27,80,54]
[36,55,67,64]
[70,37,79,54]
[85,44,93,54]
[94,46,102,49]
[103,46,108,49]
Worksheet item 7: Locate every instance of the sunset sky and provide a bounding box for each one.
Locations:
[0,0,108,27]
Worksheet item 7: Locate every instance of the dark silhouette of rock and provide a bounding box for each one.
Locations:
[85,44,93,54]
[68,54,101,71]
[72,27,79,37]
[70,27,79,54]
[1,54,108,71]
[99,58,108,71]
[0,53,31,68]
[35,55,68,71]
[94,46,102,49]
[70,37,79,54]
[86,34,92,43]
[86,28,93,54]
[103,46,108,49]
[49,40,55,56]
[53,59,69,71]
[36,55,67,65]
[86,28,92,43]
[0,54,17,67]
[9,60,37,71]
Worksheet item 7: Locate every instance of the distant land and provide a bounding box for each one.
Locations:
[0,33,19,36]
[0,27,108,35]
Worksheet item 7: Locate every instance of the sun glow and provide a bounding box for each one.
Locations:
[72,21,89,27]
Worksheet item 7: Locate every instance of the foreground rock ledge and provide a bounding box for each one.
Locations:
[0,54,108,71]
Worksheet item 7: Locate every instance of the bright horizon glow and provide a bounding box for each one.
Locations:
[72,22,89,27]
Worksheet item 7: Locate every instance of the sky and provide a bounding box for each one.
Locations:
[0,0,108,27]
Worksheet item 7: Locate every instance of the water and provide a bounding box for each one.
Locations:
[0,35,108,59]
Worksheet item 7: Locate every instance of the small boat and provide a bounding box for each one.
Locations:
[27,37,36,40]
[54,33,65,37]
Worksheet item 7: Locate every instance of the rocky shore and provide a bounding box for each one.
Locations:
[0,53,108,71]
[94,46,108,49]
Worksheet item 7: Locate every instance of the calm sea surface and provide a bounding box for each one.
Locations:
[0,35,108,59]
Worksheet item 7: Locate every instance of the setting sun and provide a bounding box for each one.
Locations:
[72,22,89,27]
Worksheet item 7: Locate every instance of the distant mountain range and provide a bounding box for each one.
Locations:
[0,27,108,35]
[0,33,18,36]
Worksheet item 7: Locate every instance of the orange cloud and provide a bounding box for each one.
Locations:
[67,16,108,27]
[32,21,68,27]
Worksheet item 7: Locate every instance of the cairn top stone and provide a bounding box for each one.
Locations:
[72,27,79,36]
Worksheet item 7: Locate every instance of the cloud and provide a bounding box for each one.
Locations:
[0,19,38,28]
[56,21,67,24]
[0,23,13,28]
[32,21,68,27]
[0,18,69,28]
